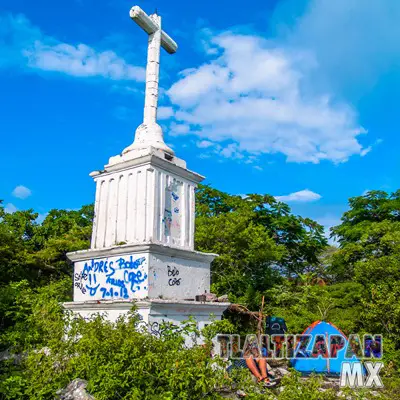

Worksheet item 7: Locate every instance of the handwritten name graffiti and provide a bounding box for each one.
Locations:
[150,321,166,338]
[167,265,179,277]
[168,278,181,286]
[167,265,182,286]
[74,272,88,294]
[77,256,148,300]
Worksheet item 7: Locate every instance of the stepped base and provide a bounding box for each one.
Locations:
[64,298,230,345]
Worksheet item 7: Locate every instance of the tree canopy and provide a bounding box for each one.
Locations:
[1,187,400,398]
[195,185,327,307]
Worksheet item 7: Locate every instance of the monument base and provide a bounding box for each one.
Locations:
[63,298,229,345]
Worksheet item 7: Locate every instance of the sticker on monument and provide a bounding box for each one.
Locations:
[73,254,148,301]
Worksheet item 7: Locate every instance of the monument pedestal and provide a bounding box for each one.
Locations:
[66,148,229,334]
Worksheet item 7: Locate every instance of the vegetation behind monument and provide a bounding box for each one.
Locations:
[1,187,400,398]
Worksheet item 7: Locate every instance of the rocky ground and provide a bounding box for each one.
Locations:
[56,361,345,400]
[55,358,384,400]
[56,379,95,400]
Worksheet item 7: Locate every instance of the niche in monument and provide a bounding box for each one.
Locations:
[163,180,183,245]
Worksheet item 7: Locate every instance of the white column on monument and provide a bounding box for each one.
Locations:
[90,179,101,249]
[116,174,128,244]
[96,179,109,248]
[143,14,161,125]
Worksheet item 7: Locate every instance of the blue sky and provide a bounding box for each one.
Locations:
[1,0,400,238]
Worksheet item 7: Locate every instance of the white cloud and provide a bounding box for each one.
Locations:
[4,203,18,213]
[275,189,322,202]
[360,146,372,157]
[158,106,174,119]
[12,185,31,199]
[196,140,214,148]
[166,33,368,164]
[219,143,244,160]
[169,122,191,135]
[25,42,144,81]
[0,13,145,81]
[194,140,248,161]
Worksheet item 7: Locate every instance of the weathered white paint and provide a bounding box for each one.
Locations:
[148,253,210,300]
[64,299,151,324]
[90,157,199,251]
[64,299,229,346]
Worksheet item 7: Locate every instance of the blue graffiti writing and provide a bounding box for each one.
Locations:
[85,284,100,296]
[174,207,179,213]
[88,273,97,285]
[83,259,114,275]
[124,270,148,291]
[106,276,125,288]
[116,256,145,271]
[164,209,172,219]
[81,256,148,299]
[100,286,129,299]
[171,192,179,201]
[163,209,172,236]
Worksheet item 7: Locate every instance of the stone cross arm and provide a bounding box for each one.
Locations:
[130,6,177,54]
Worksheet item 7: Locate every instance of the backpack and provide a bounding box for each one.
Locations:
[265,316,287,336]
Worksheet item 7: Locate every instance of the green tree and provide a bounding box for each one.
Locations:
[266,277,364,334]
[331,190,400,346]
[195,185,327,308]
[0,202,92,337]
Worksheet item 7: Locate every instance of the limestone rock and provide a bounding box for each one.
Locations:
[205,292,218,302]
[56,379,95,400]
[0,349,11,361]
[321,376,340,390]
[274,367,290,376]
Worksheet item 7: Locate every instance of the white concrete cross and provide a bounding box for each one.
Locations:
[123,6,177,156]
